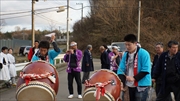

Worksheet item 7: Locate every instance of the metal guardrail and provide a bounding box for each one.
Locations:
[15,54,65,71]
[54,54,65,65]
[15,62,29,71]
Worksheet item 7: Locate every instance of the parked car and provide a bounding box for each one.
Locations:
[107,45,112,50]
[19,46,31,56]
[110,42,126,52]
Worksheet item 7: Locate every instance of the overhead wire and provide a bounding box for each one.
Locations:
[0,14,31,20]
[35,13,64,24]
[0,8,58,20]
[0,5,178,20]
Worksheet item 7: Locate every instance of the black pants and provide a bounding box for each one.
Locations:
[155,84,161,96]
[156,84,172,101]
[68,70,82,95]
[156,83,180,101]
[129,87,137,101]
[82,72,90,84]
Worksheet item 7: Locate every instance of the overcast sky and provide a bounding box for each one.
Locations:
[0,0,90,33]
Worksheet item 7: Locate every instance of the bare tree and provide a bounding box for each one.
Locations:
[14,26,21,32]
[48,21,57,31]
[0,19,6,31]
[73,0,180,57]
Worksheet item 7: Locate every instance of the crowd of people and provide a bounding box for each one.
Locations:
[1,33,180,101]
[63,34,180,101]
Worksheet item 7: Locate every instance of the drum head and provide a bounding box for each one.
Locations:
[83,88,115,101]
[16,81,56,101]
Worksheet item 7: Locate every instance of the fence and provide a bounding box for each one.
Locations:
[0,39,31,53]
[15,54,65,71]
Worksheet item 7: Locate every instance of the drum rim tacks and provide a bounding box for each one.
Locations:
[83,87,115,101]
[16,81,56,101]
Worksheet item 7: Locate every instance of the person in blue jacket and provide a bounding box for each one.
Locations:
[31,35,61,65]
[117,34,151,101]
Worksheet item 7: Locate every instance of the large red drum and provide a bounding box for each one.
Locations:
[83,69,122,101]
[16,60,59,101]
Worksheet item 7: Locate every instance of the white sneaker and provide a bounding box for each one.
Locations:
[78,95,82,99]
[68,95,73,99]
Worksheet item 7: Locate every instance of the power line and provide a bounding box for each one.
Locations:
[0,14,31,20]
[1,5,177,20]
[1,11,31,16]
[1,9,31,12]
[0,9,58,20]
[1,6,60,16]
[35,13,64,24]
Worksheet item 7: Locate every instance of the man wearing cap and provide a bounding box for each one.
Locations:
[63,41,83,99]
[109,46,122,73]
[0,46,11,88]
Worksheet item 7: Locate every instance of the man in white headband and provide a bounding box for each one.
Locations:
[63,41,83,99]
[70,42,77,47]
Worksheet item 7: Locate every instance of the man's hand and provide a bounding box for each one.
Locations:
[126,76,135,82]
[152,79,156,82]
[86,64,89,66]
[51,34,55,42]
[70,49,74,54]
[66,49,73,54]
[121,82,125,91]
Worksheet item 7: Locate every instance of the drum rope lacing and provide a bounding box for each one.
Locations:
[85,80,114,101]
[20,72,55,85]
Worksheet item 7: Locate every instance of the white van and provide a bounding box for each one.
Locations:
[110,42,126,52]
[19,46,31,56]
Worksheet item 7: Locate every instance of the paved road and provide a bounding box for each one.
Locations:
[0,59,159,101]
[0,59,101,101]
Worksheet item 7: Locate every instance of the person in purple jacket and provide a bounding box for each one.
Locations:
[63,41,83,99]
[109,46,122,73]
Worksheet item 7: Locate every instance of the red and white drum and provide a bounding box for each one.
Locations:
[16,60,59,101]
[83,69,122,101]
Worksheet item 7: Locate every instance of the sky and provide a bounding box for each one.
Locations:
[0,0,91,33]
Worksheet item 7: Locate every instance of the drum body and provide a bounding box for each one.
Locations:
[83,69,121,101]
[16,61,59,101]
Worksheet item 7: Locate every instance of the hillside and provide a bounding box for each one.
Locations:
[72,0,180,59]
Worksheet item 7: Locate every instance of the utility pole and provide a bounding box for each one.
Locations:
[32,0,35,47]
[137,1,141,42]
[66,0,70,50]
[81,3,83,21]
[76,3,83,22]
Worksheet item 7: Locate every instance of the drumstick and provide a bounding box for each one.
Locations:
[115,62,126,76]
[112,56,126,76]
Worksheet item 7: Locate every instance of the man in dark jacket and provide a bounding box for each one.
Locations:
[81,45,94,84]
[103,45,111,53]
[152,41,180,101]
[100,46,110,69]
[152,42,164,95]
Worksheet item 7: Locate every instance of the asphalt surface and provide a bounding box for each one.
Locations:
[0,59,101,101]
[0,59,158,101]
